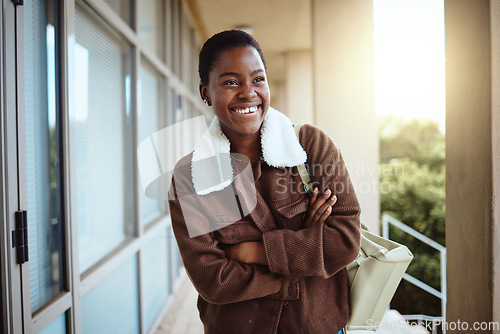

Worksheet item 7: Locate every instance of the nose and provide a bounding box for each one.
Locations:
[237,82,257,100]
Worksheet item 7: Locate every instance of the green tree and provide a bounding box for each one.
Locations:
[379,116,445,316]
[379,115,445,171]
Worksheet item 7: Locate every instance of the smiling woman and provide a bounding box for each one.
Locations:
[168,30,362,334]
[201,46,270,156]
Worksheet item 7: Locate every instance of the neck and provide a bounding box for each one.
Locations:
[227,132,261,161]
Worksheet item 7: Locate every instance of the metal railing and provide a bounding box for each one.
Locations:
[382,213,447,333]
[402,314,444,334]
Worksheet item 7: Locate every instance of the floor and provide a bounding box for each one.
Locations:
[155,277,204,334]
[155,277,430,334]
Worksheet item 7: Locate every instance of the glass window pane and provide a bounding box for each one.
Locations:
[180,12,193,85]
[81,256,139,334]
[24,0,65,312]
[191,32,200,93]
[75,5,134,273]
[142,228,170,329]
[138,0,164,59]
[38,313,66,334]
[170,0,181,76]
[181,102,196,157]
[169,225,182,279]
[103,0,133,26]
[172,92,184,169]
[139,62,164,224]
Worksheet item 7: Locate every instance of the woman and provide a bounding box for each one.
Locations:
[168,30,361,334]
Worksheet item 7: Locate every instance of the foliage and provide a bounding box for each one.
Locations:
[379,116,445,316]
[379,115,445,171]
[380,159,445,245]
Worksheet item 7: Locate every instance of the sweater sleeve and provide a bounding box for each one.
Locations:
[262,125,361,278]
[168,158,282,305]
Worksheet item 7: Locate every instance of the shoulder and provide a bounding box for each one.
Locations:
[296,123,339,164]
[168,152,195,200]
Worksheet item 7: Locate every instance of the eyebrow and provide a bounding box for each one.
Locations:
[218,69,264,79]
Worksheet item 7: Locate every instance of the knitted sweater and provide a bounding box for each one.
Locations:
[168,116,361,333]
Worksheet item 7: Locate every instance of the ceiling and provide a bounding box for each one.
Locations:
[191,0,312,81]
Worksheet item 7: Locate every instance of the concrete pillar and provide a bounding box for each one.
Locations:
[312,0,379,232]
[269,81,287,114]
[445,0,500,330]
[493,1,500,325]
[285,50,314,125]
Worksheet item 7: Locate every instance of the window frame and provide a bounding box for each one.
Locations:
[3,0,208,332]
[1,1,26,333]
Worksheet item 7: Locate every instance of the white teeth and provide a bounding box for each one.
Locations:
[233,105,259,114]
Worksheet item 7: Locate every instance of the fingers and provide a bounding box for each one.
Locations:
[304,188,319,228]
[308,187,319,210]
[316,195,337,223]
[311,193,336,226]
[304,188,337,228]
[330,194,337,207]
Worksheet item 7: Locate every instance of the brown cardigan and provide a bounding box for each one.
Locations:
[168,124,361,333]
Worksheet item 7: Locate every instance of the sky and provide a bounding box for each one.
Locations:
[374,0,446,131]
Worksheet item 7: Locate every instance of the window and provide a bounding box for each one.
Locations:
[139,61,165,224]
[170,0,181,77]
[141,228,170,328]
[74,5,134,273]
[81,256,139,333]
[138,0,165,59]
[103,0,133,26]
[24,0,65,313]
[4,0,204,332]
[38,313,66,334]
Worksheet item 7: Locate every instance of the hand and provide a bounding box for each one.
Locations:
[303,187,337,228]
[223,241,268,266]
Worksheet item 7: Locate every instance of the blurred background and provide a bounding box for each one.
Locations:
[1,0,498,333]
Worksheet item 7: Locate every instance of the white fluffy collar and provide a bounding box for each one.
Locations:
[191,107,307,195]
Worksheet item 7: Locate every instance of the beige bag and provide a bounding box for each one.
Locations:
[345,227,413,331]
[294,125,413,332]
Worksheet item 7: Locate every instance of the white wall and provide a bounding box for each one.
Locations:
[311,0,379,232]
[285,50,313,125]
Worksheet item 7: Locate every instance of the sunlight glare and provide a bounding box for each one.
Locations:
[374,0,445,131]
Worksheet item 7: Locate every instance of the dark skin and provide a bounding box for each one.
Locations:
[200,46,337,265]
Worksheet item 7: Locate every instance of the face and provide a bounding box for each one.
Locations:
[200,46,270,141]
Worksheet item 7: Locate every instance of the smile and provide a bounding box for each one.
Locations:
[231,105,260,114]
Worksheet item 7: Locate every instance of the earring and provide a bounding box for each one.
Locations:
[203,99,210,107]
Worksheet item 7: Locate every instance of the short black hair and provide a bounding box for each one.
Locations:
[198,29,267,85]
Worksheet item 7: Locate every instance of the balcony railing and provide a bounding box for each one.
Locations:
[382,213,447,333]
[401,314,444,334]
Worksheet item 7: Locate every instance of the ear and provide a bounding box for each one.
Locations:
[199,83,210,106]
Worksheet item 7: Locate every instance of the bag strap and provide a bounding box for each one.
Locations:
[294,124,367,232]
[294,124,313,194]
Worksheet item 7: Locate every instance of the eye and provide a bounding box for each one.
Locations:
[254,77,265,83]
[224,79,238,86]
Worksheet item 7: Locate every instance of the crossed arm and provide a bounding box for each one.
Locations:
[223,188,337,265]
